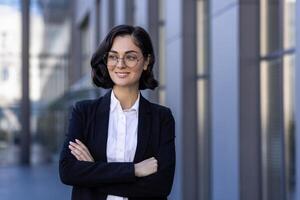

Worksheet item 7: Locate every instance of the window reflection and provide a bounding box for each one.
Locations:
[0,0,22,165]
[32,0,71,162]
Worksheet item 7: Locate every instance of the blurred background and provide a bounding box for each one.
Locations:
[0,0,299,200]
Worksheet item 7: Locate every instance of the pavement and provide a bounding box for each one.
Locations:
[0,144,71,200]
[0,163,71,200]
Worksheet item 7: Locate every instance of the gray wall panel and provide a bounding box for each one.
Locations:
[239,2,262,200]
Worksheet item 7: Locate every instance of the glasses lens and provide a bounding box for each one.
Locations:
[124,53,138,67]
[105,52,141,68]
[106,53,118,66]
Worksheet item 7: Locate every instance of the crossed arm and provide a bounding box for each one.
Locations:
[69,139,158,178]
[59,103,175,198]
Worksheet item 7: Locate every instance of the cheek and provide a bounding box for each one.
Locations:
[107,70,114,79]
[133,63,146,75]
[132,68,145,81]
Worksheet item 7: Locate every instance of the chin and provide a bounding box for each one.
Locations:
[112,80,139,88]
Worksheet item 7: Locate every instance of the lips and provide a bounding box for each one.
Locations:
[115,72,130,78]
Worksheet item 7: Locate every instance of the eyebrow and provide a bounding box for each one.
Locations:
[109,50,139,54]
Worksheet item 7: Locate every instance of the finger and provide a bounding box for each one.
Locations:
[70,144,94,162]
[70,141,91,157]
[153,164,158,172]
[75,139,89,152]
[69,145,90,161]
[69,142,89,158]
[75,140,94,159]
[69,145,83,159]
[70,139,94,162]
[69,141,84,151]
[71,150,82,161]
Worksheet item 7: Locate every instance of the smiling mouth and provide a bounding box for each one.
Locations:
[115,72,130,78]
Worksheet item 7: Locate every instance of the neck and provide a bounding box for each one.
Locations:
[112,86,139,110]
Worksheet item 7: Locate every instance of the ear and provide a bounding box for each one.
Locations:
[143,55,150,70]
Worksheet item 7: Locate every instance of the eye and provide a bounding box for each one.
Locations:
[107,54,118,60]
[125,54,138,61]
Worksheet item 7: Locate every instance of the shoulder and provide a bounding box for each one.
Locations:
[147,101,176,138]
[147,101,175,123]
[71,96,104,119]
[73,98,100,111]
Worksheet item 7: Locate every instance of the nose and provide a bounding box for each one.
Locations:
[116,58,126,68]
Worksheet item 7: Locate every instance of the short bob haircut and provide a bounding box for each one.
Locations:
[90,25,158,90]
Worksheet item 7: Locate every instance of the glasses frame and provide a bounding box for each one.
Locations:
[103,52,145,68]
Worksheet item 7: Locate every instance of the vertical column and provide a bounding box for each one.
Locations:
[21,0,31,165]
[181,0,198,199]
[125,0,134,25]
[295,0,300,199]
[239,1,262,200]
[134,0,150,99]
[210,1,239,200]
[145,0,158,103]
[91,0,100,51]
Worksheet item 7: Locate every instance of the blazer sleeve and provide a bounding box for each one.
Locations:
[95,108,176,198]
[59,102,136,187]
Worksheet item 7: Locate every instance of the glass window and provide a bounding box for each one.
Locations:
[32,0,71,159]
[0,1,21,165]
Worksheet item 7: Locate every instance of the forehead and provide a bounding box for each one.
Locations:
[110,35,141,53]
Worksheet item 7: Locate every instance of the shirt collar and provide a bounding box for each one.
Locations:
[110,90,140,113]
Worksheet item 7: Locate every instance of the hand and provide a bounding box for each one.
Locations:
[69,139,95,162]
[134,157,158,177]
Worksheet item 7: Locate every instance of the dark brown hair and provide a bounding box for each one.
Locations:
[90,25,158,90]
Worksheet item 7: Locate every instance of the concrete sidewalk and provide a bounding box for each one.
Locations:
[0,163,71,200]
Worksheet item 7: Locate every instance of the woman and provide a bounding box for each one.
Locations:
[59,25,175,200]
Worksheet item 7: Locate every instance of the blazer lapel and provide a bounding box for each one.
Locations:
[134,94,151,162]
[95,90,111,162]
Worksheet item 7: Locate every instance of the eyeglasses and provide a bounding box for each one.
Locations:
[104,52,143,68]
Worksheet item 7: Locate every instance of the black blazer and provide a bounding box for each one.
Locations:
[59,90,176,200]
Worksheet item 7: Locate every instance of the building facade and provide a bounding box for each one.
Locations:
[39,0,300,200]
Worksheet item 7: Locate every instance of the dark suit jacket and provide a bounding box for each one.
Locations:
[59,90,176,200]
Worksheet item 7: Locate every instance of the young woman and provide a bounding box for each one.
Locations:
[59,25,175,200]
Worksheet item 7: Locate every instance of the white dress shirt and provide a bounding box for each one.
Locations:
[106,91,139,200]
